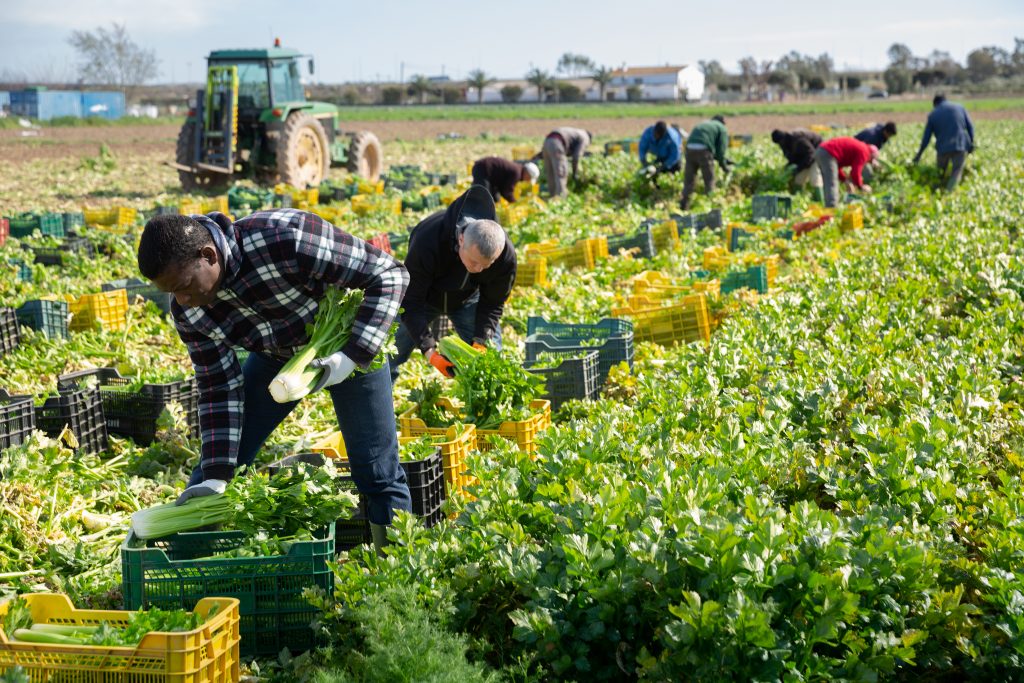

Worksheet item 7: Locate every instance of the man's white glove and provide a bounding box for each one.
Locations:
[176,479,226,506]
[309,351,357,393]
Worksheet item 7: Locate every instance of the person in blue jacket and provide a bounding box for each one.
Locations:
[638,121,683,181]
[913,94,975,191]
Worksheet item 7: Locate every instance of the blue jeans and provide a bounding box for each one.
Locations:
[389,293,503,382]
[188,352,412,525]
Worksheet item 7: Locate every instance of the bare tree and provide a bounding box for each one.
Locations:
[466,69,493,104]
[67,23,158,102]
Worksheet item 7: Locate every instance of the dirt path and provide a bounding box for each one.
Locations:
[0,109,1019,164]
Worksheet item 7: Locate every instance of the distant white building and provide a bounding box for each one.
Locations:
[608,65,704,102]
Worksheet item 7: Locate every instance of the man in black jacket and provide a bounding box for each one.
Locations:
[389,185,516,380]
[771,128,823,193]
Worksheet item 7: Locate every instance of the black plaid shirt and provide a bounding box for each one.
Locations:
[172,210,408,480]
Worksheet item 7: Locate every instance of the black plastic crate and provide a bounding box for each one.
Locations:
[266,452,371,551]
[57,367,197,445]
[401,449,446,520]
[524,350,600,409]
[102,277,173,315]
[607,228,656,259]
[31,236,95,266]
[525,317,634,383]
[16,300,69,340]
[0,307,20,356]
[35,383,108,455]
[0,389,36,451]
[699,209,723,230]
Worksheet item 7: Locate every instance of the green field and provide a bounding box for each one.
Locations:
[332,96,1024,121]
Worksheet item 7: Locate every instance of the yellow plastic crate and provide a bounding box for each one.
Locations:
[631,271,721,302]
[841,204,864,232]
[66,289,129,332]
[0,593,240,683]
[741,254,780,287]
[516,257,548,288]
[178,199,203,216]
[512,181,539,201]
[511,145,538,162]
[200,196,229,214]
[309,204,352,223]
[809,124,832,134]
[351,194,401,216]
[274,184,319,207]
[703,245,733,271]
[614,294,711,346]
[83,206,137,227]
[400,399,549,455]
[399,424,478,498]
[311,431,347,459]
[651,220,681,253]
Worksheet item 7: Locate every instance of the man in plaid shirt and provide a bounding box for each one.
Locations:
[137,209,411,548]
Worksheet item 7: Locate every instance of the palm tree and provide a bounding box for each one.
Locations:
[466,69,493,104]
[408,74,433,105]
[591,65,613,102]
[525,68,551,103]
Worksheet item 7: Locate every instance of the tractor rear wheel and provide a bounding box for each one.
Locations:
[346,131,383,181]
[277,113,329,188]
[176,121,230,192]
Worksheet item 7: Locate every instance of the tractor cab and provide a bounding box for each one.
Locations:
[171,42,382,191]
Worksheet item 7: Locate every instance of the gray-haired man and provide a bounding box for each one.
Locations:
[390,185,517,379]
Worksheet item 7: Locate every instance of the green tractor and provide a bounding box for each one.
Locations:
[172,44,382,191]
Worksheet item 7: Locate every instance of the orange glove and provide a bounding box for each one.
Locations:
[472,342,486,352]
[429,351,456,378]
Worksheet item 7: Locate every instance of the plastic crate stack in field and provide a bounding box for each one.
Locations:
[103,277,173,315]
[526,316,634,383]
[608,226,656,259]
[751,194,793,222]
[121,527,333,657]
[33,381,109,455]
[84,206,138,228]
[58,368,198,445]
[16,299,69,339]
[524,350,600,409]
[0,389,35,451]
[511,145,539,162]
[62,211,84,231]
[351,194,401,216]
[65,289,129,332]
[6,212,65,239]
[0,307,20,356]
[0,593,241,683]
[274,184,320,209]
[524,236,608,271]
[515,256,548,288]
[394,422,478,499]
[631,270,721,302]
[650,220,682,253]
[721,265,770,294]
[401,399,550,455]
[31,235,96,266]
[841,204,864,232]
[612,293,712,346]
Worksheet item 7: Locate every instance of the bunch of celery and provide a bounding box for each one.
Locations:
[436,336,544,430]
[269,288,396,404]
[130,460,357,541]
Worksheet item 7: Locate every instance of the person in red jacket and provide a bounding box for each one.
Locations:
[813,137,879,207]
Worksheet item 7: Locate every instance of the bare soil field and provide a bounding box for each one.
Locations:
[2,108,1021,168]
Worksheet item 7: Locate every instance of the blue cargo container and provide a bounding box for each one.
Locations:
[81,91,125,119]
[10,88,82,120]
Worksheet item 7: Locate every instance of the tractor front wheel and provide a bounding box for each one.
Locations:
[277,113,329,188]
[346,131,383,181]
[176,121,230,192]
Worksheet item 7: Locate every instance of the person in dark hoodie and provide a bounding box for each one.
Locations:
[471,156,540,203]
[913,94,975,191]
[770,128,823,193]
[390,184,516,380]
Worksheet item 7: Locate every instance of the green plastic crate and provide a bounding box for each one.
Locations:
[121,526,335,657]
[16,299,69,339]
[7,212,65,238]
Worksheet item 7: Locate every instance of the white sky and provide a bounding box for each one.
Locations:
[1,0,1022,83]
